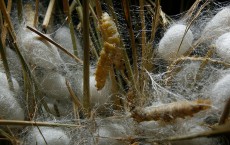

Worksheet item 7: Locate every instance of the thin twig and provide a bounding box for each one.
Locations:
[82,0,91,117]
[34,0,39,27]
[42,0,55,30]
[26,26,83,64]
[219,96,230,125]
[0,120,83,127]
[17,0,23,23]
[63,0,79,57]
[121,0,139,83]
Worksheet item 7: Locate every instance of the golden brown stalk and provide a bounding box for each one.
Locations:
[95,12,124,90]
[82,0,90,117]
[131,99,211,123]
[34,0,39,27]
[42,0,55,29]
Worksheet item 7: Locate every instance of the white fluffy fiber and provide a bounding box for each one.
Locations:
[215,32,230,63]
[54,26,83,63]
[158,24,194,61]
[0,71,20,93]
[88,75,112,107]
[95,123,128,145]
[203,7,230,39]
[20,31,64,70]
[211,73,230,110]
[27,127,70,145]
[0,87,24,120]
[37,71,70,100]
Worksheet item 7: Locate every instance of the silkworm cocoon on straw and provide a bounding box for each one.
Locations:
[158,24,194,61]
[172,122,219,145]
[53,26,83,63]
[0,87,24,120]
[215,32,230,63]
[95,122,128,145]
[20,31,64,70]
[0,71,20,93]
[202,7,230,39]
[95,12,123,90]
[210,73,230,110]
[131,99,211,123]
[26,127,70,145]
[5,47,23,80]
[83,75,111,108]
[36,71,70,100]
[42,101,73,117]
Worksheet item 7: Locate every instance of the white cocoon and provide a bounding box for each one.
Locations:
[37,71,70,100]
[88,75,112,107]
[27,127,70,145]
[203,8,230,38]
[0,87,24,120]
[21,31,64,70]
[43,101,72,116]
[0,71,20,93]
[95,123,127,145]
[172,122,217,145]
[54,26,83,62]
[211,73,230,110]
[158,24,194,61]
[215,32,230,63]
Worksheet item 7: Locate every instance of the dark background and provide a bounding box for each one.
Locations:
[160,0,229,15]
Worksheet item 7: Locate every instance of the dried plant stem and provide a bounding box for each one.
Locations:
[0,39,14,91]
[140,0,146,68]
[150,0,160,42]
[219,96,230,125]
[196,46,214,80]
[109,68,122,110]
[26,26,83,64]
[66,80,83,109]
[165,56,230,84]
[1,0,12,48]
[121,0,139,83]
[0,129,16,144]
[34,0,39,27]
[89,26,99,59]
[167,122,230,141]
[42,0,55,30]
[104,0,137,95]
[17,0,23,23]
[74,0,99,59]
[89,3,101,55]
[0,1,37,120]
[95,0,103,18]
[177,0,209,54]
[139,0,147,96]
[0,120,83,127]
[63,0,79,57]
[82,0,91,117]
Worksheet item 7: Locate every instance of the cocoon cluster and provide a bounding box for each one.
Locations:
[0,87,24,120]
[211,73,230,110]
[172,120,219,145]
[53,26,83,63]
[215,32,230,63]
[36,71,70,100]
[0,71,20,93]
[0,72,24,120]
[95,122,128,145]
[26,127,70,145]
[20,31,64,70]
[88,75,112,108]
[203,7,230,39]
[158,24,194,61]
